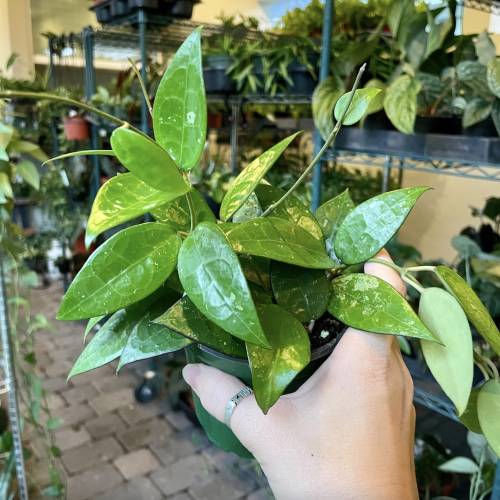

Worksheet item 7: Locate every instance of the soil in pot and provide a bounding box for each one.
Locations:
[185,313,346,458]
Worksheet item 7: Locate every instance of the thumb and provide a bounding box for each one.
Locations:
[182,363,265,435]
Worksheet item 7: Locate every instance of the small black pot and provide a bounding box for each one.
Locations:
[463,117,498,137]
[170,0,198,18]
[203,55,236,94]
[362,111,394,131]
[286,61,317,96]
[414,116,462,135]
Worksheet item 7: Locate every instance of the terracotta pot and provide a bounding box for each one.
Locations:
[63,117,89,141]
[207,112,223,129]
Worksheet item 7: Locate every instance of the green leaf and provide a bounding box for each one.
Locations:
[435,266,500,356]
[419,288,473,416]
[151,189,215,231]
[334,187,429,265]
[425,6,452,58]
[10,140,48,162]
[271,262,330,322]
[487,59,500,99]
[153,28,206,171]
[110,127,189,194]
[86,173,180,244]
[461,388,482,434]
[247,304,311,413]
[477,379,500,457]
[220,132,301,221]
[16,160,39,190]
[255,184,323,241]
[239,254,271,290]
[451,235,481,258]
[84,315,104,343]
[0,172,13,199]
[384,75,422,134]
[316,189,355,263]
[457,61,491,98]
[46,417,62,431]
[463,98,492,128]
[312,76,345,140]
[69,309,130,378]
[58,223,181,320]
[226,217,334,269]
[0,123,13,161]
[438,457,479,475]
[328,273,436,341]
[154,296,247,358]
[334,88,382,126]
[474,32,496,66]
[232,192,262,222]
[363,79,386,115]
[178,222,269,348]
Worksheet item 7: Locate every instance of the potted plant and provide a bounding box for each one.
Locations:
[30,29,499,460]
[63,111,89,141]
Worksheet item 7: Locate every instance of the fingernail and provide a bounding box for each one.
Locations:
[182,364,201,389]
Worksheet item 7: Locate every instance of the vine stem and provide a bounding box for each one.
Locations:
[367,257,425,293]
[0,90,145,136]
[128,58,153,118]
[261,63,367,217]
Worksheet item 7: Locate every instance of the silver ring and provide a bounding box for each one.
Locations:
[224,386,253,427]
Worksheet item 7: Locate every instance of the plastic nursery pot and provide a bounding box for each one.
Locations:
[414,116,462,136]
[203,55,236,94]
[169,0,199,18]
[286,61,317,96]
[63,117,89,141]
[185,337,338,458]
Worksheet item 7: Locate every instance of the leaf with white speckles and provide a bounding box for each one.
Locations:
[177,222,269,348]
[334,187,430,265]
[328,273,436,340]
[153,28,206,171]
[477,379,500,456]
[58,223,181,320]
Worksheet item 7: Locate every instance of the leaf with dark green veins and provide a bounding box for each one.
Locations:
[247,304,311,413]
[334,187,429,264]
[477,379,500,456]
[16,160,39,190]
[86,173,181,244]
[220,132,300,221]
[58,223,181,320]
[384,75,422,134]
[69,310,130,378]
[436,266,500,356]
[177,222,269,347]
[487,59,500,98]
[155,296,247,358]
[255,184,323,240]
[461,388,482,434]
[226,217,333,269]
[84,316,104,343]
[153,28,206,171]
[328,274,436,340]
[316,189,355,262]
[271,262,330,322]
[419,288,473,415]
[151,189,215,231]
[334,88,382,126]
[474,32,496,65]
[110,127,189,194]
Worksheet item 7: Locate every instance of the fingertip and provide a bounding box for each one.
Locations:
[182,363,201,389]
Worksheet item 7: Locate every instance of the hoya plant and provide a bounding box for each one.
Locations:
[23,29,499,456]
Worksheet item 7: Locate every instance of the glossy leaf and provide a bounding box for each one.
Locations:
[255,184,323,240]
[239,254,271,290]
[232,193,262,222]
[58,223,181,320]
[153,28,206,171]
[16,160,39,190]
[69,310,130,378]
[226,217,334,269]
[463,98,492,128]
[177,222,269,347]
[474,32,496,65]
[247,304,311,413]
[220,132,300,221]
[151,189,215,231]
[334,88,382,126]
[487,59,500,99]
[334,187,429,265]
[271,262,330,322]
[419,288,473,415]
[316,189,355,263]
[363,79,386,115]
[438,457,479,475]
[110,127,189,194]
[0,123,13,161]
[477,379,500,456]
[384,75,422,134]
[84,315,104,343]
[86,173,180,244]
[312,76,345,140]
[328,273,436,341]
[155,296,247,358]
[436,266,500,356]
[461,389,482,434]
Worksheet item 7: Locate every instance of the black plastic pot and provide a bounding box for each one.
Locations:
[362,111,394,131]
[170,0,198,18]
[111,0,130,16]
[286,61,317,95]
[414,116,462,136]
[203,55,236,94]
[185,337,339,458]
[463,117,498,137]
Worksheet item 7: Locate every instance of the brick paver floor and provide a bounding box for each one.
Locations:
[27,282,273,500]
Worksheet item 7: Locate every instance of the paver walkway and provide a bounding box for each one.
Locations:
[28,281,273,500]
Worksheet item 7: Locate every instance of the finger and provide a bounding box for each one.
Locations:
[182,363,263,432]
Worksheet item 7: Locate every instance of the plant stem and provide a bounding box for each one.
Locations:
[128,58,153,118]
[474,356,491,381]
[367,257,425,293]
[0,90,144,136]
[185,189,196,232]
[261,63,367,217]
[405,265,436,273]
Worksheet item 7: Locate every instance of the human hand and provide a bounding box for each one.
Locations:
[182,250,418,500]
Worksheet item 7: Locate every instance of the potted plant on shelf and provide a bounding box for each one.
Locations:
[17,29,500,459]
